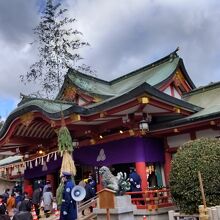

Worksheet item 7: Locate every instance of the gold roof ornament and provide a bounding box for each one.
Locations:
[20,112,34,127]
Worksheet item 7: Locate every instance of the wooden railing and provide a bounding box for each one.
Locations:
[78,196,98,220]
[125,188,174,210]
[77,188,174,219]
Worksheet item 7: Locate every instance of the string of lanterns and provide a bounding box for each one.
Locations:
[0,150,60,175]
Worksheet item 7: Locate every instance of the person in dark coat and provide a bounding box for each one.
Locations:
[82,179,96,216]
[18,192,32,212]
[2,189,10,204]
[12,211,33,220]
[147,171,158,188]
[60,171,77,220]
[32,186,42,218]
[129,167,142,193]
[88,173,96,195]
[0,195,7,215]
[129,167,144,204]
[12,183,22,195]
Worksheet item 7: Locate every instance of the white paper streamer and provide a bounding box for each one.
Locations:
[46,154,50,162]
[35,158,38,167]
[30,161,33,169]
[42,161,48,171]
[54,152,57,161]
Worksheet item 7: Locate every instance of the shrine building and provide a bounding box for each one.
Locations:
[0,49,219,192]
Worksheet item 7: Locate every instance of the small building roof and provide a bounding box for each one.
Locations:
[0,155,23,166]
[151,82,220,131]
[181,81,220,119]
[183,81,220,108]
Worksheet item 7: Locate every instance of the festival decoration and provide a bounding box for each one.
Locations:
[42,161,48,171]
[29,161,33,169]
[54,151,57,161]
[0,150,60,177]
[58,126,74,152]
[60,151,76,176]
[35,158,38,167]
[46,154,50,162]
[57,111,77,177]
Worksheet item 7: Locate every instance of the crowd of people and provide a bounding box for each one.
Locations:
[0,168,158,219]
[0,180,54,219]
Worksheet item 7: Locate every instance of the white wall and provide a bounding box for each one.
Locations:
[196,129,220,139]
[167,133,191,148]
[0,179,14,194]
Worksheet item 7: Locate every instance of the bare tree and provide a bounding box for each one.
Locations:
[20,0,90,98]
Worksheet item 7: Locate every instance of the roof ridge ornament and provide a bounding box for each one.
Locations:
[169,47,179,62]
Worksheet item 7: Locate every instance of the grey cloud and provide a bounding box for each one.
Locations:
[0,0,39,47]
[1,0,220,106]
[67,0,220,86]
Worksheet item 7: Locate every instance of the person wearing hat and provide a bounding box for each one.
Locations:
[60,171,77,220]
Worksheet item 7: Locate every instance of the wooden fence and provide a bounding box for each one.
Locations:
[125,188,174,210]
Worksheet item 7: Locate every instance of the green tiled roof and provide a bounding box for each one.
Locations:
[111,57,179,93]
[13,99,72,115]
[186,105,220,119]
[67,55,180,97]
[68,73,115,96]
[166,82,220,122]
[183,82,220,108]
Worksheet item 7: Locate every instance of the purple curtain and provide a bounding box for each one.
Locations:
[24,137,164,179]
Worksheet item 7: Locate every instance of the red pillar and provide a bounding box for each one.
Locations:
[23,179,31,192]
[46,174,55,195]
[24,179,31,187]
[23,179,33,198]
[135,162,147,190]
[164,151,172,185]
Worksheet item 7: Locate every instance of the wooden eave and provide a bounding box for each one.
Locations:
[158,65,193,95]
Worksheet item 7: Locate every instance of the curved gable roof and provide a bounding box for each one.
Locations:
[63,50,195,99]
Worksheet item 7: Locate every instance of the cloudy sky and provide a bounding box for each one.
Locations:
[0,0,220,119]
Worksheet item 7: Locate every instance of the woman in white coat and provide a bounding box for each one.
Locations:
[43,187,53,218]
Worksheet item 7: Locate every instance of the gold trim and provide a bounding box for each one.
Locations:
[94,97,102,103]
[50,120,56,127]
[90,139,96,145]
[20,112,34,126]
[210,121,216,125]
[70,114,81,122]
[174,128,179,133]
[100,112,107,118]
[138,96,149,104]
[173,107,181,114]
[129,129,135,136]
